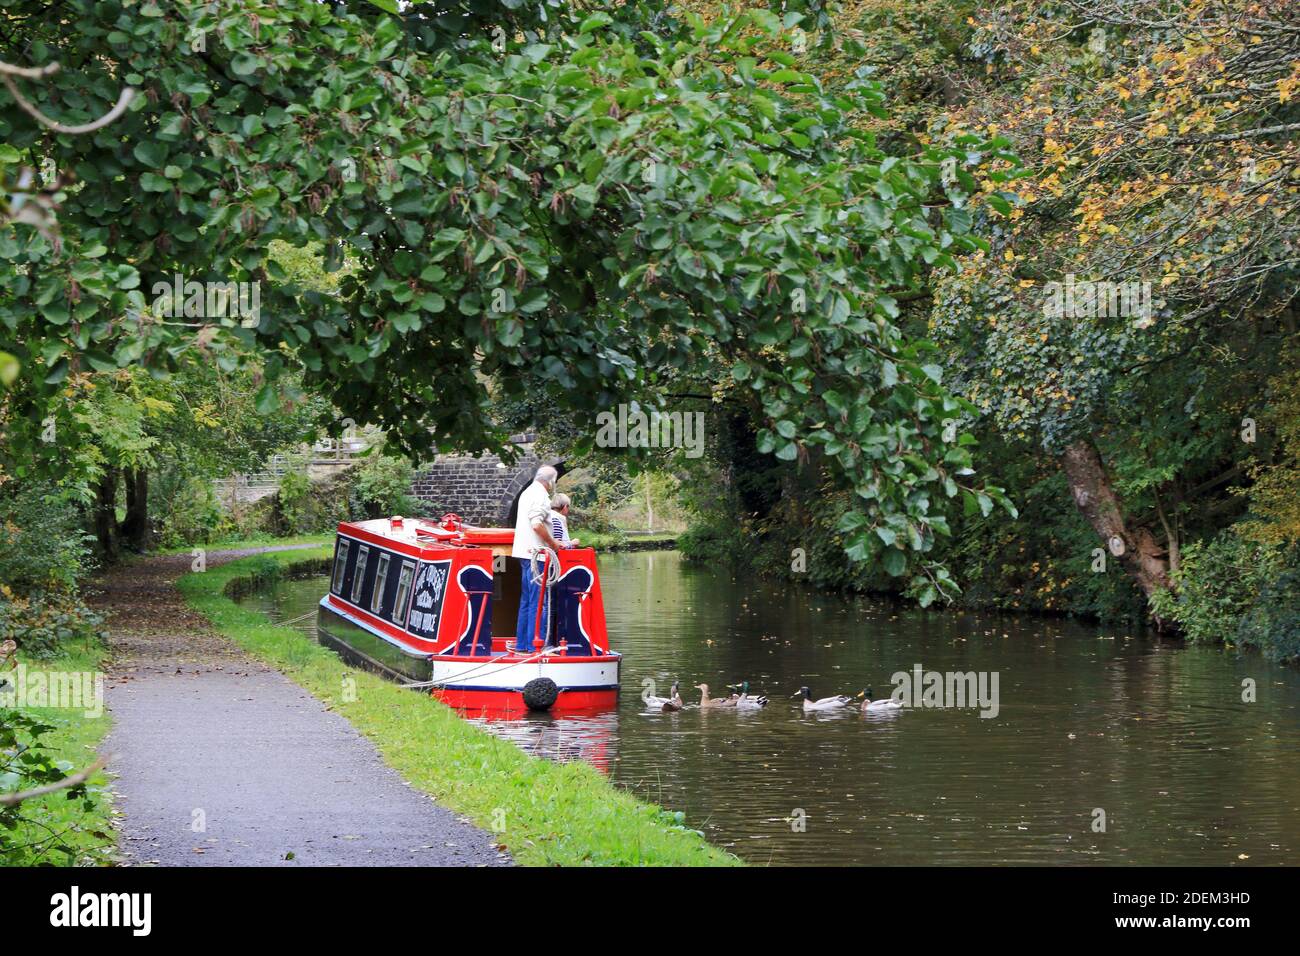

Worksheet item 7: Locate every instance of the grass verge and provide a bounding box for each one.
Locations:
[2,636,115,866]
[154,533,334,556]
[178,547,739,867]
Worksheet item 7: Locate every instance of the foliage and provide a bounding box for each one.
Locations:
[0,483,93,593]
[1150,531,1291,659]
[274,465,314,535]
[1235,567,1300,665]
[154,474,239,549]
[0,705,104,865]
[0,591,103,660]
[1243,363,1300,547]
[350,453,418,518]
[1,0,1015,587]
[0,483,102,658]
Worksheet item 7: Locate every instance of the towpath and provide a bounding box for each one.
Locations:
[88,546,510,867]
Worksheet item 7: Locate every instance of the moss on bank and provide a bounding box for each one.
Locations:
[177,548,738,867]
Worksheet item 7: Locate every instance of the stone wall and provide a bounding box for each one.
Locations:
[408,434,563,527]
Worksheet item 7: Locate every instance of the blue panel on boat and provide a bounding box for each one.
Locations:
[408,559,452,640]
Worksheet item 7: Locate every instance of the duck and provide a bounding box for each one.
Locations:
[792,686,855,712]
[695,683,737,709]
[644,680,684,712]
[859,686,904,713]
[727,681,769,709]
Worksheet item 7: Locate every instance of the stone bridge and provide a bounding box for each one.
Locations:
[408,433,564,527]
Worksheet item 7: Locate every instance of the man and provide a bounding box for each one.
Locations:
[512,465,570,651]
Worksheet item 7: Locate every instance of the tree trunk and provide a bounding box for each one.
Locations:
[93,466,120,563]
[119,467,149,552]
[1061,439,1171,609]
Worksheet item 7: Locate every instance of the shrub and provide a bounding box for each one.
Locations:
[0,589,103,660]
[0,485,94,595]
[1151,531,1298,662]
[350,454,418,518]
[156,476,236,549]
[1236,568,1300,664]
[275,467,314,533]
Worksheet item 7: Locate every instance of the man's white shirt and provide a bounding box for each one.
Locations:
[512,480,553,558]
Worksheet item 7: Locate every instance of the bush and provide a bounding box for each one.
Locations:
[0,485,94,594]
[1151,531,1299,662]
[350,454,418,518]
[1236,568,1300,664]
[0,589,103,660]
[275,467,314,533]
[156,476,237,549]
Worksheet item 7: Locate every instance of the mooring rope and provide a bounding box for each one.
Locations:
[399,643,559,690]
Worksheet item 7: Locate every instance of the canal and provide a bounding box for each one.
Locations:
[239,550,1300,865]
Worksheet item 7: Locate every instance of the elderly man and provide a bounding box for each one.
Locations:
[512,465,570,651]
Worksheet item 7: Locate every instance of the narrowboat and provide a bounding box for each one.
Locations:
[317,514,621,713]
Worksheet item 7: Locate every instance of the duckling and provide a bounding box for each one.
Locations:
[792,686,855,712]
[643,680,684,711]
[859,686,904,713]
[727,681,769,709]
[695,683,737,709]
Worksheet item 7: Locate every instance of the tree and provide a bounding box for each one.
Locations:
[928,0,1299,610]
[1,0,1015,586]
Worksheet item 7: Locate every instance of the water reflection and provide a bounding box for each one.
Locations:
[462,711,619,773]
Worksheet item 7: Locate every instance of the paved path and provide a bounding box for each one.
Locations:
[90,548,510,867]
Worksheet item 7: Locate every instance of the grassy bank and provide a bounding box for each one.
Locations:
[178,547,738,867]
[580,529,679,552]
[1,638,115,866]
[154,532,334,556]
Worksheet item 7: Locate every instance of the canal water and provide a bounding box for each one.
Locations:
[240,551,1300,866]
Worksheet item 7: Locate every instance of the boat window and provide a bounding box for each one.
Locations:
[371,552,391,613]
[392,562,414,625]
[351,546,370,604]
[331,540,350,594]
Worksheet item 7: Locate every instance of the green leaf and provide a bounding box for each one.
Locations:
[579,12,613,33]
[881,548,907,577]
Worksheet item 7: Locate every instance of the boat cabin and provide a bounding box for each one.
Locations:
[317,515,620,712]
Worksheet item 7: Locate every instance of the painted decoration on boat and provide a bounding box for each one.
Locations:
[453,565,495,655]
[408,559,451,640]
[554,566,594,654]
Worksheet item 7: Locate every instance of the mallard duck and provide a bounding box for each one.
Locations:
[727,681,769,709]
[695,683,737,709]
[858,686,904,713]
[792,686,855,712]
[644,680,683,711]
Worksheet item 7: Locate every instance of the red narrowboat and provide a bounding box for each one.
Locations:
[316,515,621,713]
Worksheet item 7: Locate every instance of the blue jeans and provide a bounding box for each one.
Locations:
[515,558,550,651]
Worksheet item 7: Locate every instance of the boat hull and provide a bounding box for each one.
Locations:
[316,598,432,683]
[317,598,620,712]
[430,653,620,714]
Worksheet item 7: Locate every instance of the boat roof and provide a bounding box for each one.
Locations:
[337,516,515,559]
